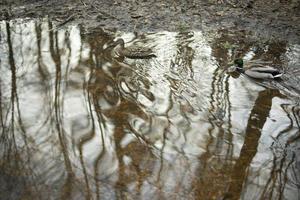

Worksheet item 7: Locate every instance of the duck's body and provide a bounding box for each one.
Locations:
[231,59,283,79]
[108,38,156,59]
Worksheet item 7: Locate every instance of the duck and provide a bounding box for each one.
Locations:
[106,38,156,60]
[228,58,283,79]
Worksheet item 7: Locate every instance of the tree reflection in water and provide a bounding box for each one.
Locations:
[0,19,299,200]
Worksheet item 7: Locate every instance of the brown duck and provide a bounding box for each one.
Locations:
[106,38,156,59]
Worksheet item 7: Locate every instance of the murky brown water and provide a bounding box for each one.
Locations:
[1,19,300,200]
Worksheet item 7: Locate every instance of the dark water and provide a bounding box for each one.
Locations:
[0,19,300,200]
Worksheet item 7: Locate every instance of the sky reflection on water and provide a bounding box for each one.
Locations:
[0,19,300,200]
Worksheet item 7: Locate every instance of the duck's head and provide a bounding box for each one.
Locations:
[227,58,244,73]
[234,58,244,69]
[105,38,125,50]
[114,38,125,47]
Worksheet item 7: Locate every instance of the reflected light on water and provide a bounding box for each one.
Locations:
[0,19,300,200]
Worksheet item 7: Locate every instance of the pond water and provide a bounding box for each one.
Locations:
[0,19,300,200]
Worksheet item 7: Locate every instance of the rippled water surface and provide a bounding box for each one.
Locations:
[1,19,300,200]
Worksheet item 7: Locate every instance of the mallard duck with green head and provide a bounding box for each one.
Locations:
[228,58,283,79]
[106,38,156,60]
